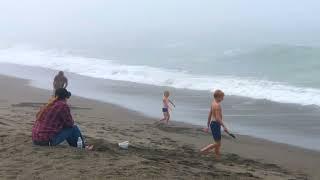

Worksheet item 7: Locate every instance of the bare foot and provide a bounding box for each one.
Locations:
[200,146,212,155]
[200,149,211,155]
[159,120,166,124]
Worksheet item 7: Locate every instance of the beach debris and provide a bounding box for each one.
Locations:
[118,141,129,150]
[227,133,237,139]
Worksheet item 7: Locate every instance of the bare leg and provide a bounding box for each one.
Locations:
[214,141,221,160]
[166,113,170,124]
[160,113,166,121]
[161,112,168,122]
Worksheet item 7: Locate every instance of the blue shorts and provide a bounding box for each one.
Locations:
[210,121,221,141]
[162,108,168,113]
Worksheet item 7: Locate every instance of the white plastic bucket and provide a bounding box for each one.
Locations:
[118,141,129,149]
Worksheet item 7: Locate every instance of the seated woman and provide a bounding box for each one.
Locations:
[32,88,92,149]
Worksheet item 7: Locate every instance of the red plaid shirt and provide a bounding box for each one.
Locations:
[32,100,74,142]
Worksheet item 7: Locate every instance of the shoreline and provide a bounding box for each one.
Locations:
[1,62,320,151]
[0,75,319,179]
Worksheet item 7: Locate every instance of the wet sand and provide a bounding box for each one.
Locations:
[0,75,318,179]
[1,62,320,151]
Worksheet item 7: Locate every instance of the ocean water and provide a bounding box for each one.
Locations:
[0,44,320,150]
[0,45,320,106]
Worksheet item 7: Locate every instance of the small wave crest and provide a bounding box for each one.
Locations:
[1,46,320,106]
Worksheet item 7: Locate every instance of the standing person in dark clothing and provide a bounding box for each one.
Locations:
[53,71,68,94]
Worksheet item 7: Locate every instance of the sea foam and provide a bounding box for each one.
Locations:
[1,46,320,106]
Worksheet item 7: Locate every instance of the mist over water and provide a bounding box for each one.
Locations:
[0,0,320,150]
[1,0,319,88]
[0,0,319,106]
[1,0,320,48]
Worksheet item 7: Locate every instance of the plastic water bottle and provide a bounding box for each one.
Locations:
[77,137,83,149]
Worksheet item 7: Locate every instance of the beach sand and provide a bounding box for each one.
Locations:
[0,75,318,180]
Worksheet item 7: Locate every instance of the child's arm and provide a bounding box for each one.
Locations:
[216,104,229,132]
[207,105,212,128]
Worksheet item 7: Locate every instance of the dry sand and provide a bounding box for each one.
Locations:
[0,75,318,179]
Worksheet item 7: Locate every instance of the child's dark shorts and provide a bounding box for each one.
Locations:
[162,108,168,113]
[210,121,221,141]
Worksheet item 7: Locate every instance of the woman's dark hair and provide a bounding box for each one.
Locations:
[55,88,71,100]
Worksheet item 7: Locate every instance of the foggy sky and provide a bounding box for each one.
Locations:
[0,0,319,49]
